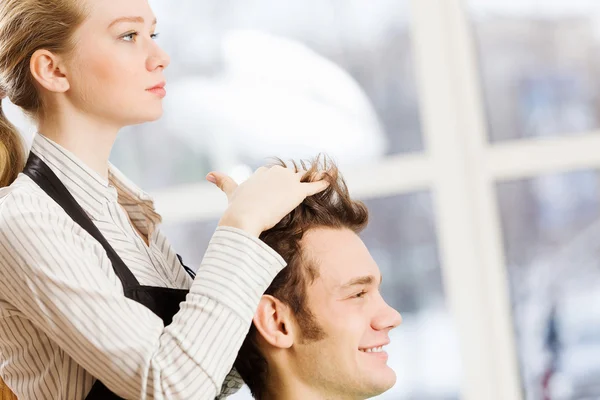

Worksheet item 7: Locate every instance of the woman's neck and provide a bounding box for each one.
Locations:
[37,111,120,180]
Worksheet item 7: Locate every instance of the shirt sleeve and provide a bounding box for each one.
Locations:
[0,193,285,400]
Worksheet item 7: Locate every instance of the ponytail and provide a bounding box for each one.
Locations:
[0,99,25,188]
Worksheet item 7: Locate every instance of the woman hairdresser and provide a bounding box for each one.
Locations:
[0,0,328,398]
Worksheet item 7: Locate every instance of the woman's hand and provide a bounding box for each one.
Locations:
[206,166,329,237]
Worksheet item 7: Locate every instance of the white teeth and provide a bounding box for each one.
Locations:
[361,346,384,353]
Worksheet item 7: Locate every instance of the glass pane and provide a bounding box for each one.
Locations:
[497,169,600,399]
[468,1,600,142]
[110,0,422,191]
[162,191,461,399]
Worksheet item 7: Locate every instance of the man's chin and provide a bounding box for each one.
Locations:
[361,368,396,398]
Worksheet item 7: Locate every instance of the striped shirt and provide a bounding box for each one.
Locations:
[0,133,286,399]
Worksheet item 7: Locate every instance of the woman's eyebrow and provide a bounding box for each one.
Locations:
[108,16,157,29]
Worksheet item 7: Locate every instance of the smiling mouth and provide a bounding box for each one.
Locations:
[359,346,385,353]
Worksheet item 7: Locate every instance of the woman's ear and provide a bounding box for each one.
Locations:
[30,49,70,93]
[253,295,295,349]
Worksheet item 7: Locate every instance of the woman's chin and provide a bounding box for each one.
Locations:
[127,109,164,125]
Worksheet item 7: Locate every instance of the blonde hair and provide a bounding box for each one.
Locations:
[0,0,88,187]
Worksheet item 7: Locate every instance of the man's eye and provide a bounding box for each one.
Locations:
[353,290,367,299]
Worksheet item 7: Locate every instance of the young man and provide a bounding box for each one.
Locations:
[235,158,402,400]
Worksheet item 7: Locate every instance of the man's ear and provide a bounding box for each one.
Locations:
[30,49,70,94]
[253,295,295,349]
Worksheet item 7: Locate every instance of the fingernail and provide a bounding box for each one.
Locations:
[206,174,216,184]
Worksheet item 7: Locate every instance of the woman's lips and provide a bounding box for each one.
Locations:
[147,82,166,98]
[147,87,166,98]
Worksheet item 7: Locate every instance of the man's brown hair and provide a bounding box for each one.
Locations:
[234,155,369,399]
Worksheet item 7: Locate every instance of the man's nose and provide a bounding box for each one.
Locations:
[373,297,402,331]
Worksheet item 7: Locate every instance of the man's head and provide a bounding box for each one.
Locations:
[235,157,402,400]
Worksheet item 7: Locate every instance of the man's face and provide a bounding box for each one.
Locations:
[290,227,402,399]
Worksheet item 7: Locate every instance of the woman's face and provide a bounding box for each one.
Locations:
[65,0,170,127]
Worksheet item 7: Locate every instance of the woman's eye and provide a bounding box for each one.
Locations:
[122,32,159,42]
[122,32,138,42]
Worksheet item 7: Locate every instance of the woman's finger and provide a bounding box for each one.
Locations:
[206,172,238,198]
[303,179,330,196]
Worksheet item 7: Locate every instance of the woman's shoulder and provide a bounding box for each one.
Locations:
[0,173,97,267]
[0,173,64,222]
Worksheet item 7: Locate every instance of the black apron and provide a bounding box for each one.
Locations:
[23,153,197,400]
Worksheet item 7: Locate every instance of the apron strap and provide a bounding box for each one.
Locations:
[23,152,140,287]
[177,254,196,279]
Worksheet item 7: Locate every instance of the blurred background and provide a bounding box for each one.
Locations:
[6,0,600,399]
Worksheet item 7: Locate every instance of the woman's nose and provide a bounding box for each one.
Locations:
[147,44,170,71]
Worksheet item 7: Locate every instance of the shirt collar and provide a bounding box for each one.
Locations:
[29,133,159,222]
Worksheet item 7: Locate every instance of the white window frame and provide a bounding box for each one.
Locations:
[150,1,600,398]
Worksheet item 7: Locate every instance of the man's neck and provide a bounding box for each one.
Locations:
[37,110,120,180]
[262,375,355,400]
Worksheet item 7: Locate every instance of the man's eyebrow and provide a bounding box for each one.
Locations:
[338,274,382,290]
[108,16,157,29]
